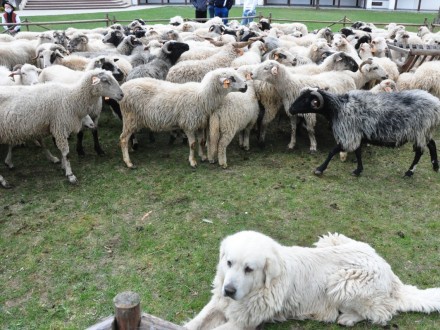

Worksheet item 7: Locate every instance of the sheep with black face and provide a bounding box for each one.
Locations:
[289,88,440,177]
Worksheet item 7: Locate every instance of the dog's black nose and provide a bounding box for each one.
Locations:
[224,284,236,298]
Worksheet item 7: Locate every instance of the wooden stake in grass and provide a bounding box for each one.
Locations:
[113,292,141,330]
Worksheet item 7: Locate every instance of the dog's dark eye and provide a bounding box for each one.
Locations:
[244,266,253,274]
[227,260,232,267]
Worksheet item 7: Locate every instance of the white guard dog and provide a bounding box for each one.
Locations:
[185,231,440,329]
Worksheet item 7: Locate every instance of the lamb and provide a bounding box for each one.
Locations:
[288,38,332,64]
[358,43,399,82]
[331,34,361,63]
[370,36,388,58]
[207,68,260,168]
[166,43,245,83]
[0,69,124,188]
[126,41,189,80]
[119,68,247,168]
[289,88,440,177]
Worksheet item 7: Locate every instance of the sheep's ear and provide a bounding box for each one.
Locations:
[334,53,342,62]
[219,77,231,89]
[312,45,318,51]
[91,76,101,85]
[270,65,278,76]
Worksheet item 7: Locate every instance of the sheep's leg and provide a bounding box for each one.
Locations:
[0,174,12,189]
[304,114,317,153]
[241,127,252,151]
[208,116,220,164]
[92,128,105,156]
[287,115,298,150]
[120,128,136,169]
[76,130,85,156]
[404,146,423,177]
[39,139,60,164]
[352,147,364,176]
[4,145,14,169]
[315,144,343,176]
[427,139,439,172]
[54,136,77,184]
[185,130,198,168]
[196,129,207,162]
[218,133,235,169]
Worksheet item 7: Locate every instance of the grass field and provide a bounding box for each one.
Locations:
[1,6,440,330]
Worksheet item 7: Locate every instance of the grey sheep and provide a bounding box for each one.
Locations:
[289,88,440,177]
[119,68,247,168]
[126,41,189,81]
[0,69,124,188]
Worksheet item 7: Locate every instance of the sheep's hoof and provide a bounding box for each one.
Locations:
[221,164,228,169]
[200,157,208,163]
[404,170,414,178]
[190,163,197,169]
[432,161,439,172]
[5,163,14,170]
[209,160,216,164]
[1,182,13,189]
[351,169,362,177]
[52,158,61,164]
[258,141,266,149]
[95,149,105,156]
[314,169,323,176]
[67,174,78,185]
[309,149,317,154]
[129,165,137,170]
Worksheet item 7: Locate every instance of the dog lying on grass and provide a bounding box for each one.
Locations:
[185,231,440,329]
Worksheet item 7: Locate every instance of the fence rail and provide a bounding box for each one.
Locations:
[0,14,438,33]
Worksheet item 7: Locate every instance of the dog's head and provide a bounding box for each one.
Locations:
[214,231,282,301]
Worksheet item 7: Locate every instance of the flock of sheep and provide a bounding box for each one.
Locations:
[0,15,440,188]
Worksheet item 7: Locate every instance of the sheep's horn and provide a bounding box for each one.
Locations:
[310,91,324,110]
[359,58,373,72]
[232,41,251,48]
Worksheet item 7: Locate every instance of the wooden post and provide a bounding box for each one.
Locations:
[269,13,272,24]
[114,292,141,330]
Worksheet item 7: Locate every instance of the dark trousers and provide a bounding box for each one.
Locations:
[195,10,207,23]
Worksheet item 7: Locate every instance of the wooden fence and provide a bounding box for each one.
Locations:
[1,14,439,33]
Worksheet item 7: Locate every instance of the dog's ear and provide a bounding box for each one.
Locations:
[264,250,282,288]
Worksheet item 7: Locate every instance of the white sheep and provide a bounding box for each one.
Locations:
[119,68,247,168]
[230,40,266,67]
[0,40,36,69]
[207,68,260,168]
[288,38,331,63]
[0,69,124,188]
[396,61,440,98]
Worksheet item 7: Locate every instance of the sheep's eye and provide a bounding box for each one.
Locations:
[227,260,232,267]
[311,100,319,107]
[244,267,253,274]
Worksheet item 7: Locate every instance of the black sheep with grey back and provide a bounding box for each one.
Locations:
[289,88,440,177]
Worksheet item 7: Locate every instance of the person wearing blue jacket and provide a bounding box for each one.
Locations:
[214,0,233,24]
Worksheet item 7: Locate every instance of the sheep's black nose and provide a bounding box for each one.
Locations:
[224,284,236,298]
[239,85,247,93]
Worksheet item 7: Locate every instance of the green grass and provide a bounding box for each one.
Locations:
[1,6,440,330]
[19,6,438,32]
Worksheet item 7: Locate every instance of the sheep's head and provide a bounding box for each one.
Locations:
[162,41,189,64]
[90,70,124,101]
[289,88,326,116]
[359,58,388,81]
[67,33,88,52]
[210,69,247,93]
[331,52,359,72]
[251,60,282,83]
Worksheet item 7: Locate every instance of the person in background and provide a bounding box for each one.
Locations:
[207,0,215,19]
[241,0,258,25]
[192,0,207,23]
[2,1,20,35]
[214,0,233,25]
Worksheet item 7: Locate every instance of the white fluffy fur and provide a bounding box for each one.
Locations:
[185,231,440,329]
